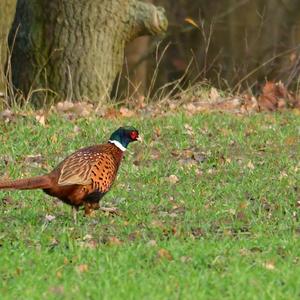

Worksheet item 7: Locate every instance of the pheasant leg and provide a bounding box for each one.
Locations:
[72,206,79,223]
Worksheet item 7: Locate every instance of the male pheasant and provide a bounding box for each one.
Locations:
[0,126,140,219]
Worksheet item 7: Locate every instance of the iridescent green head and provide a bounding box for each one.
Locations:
[109,126,140,151]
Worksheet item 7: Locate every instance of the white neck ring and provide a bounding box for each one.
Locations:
[109,140,126,152]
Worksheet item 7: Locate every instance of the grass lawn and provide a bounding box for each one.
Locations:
[0,111,300,299]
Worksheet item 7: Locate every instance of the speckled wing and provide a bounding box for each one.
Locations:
[58,147,102,186]
[89,153,117,193]
[58,146,118,193]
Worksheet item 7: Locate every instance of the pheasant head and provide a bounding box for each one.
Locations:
[109,126,140,151]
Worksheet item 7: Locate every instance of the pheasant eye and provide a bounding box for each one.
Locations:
[130,131,138,140]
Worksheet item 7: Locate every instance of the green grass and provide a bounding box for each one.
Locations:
[0,111,300,299]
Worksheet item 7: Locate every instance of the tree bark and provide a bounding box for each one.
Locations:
[0,0,16,91]
[8,0,167,105]
[122,0,153,100]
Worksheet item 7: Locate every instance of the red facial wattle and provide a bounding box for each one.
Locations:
[130,131,139,140]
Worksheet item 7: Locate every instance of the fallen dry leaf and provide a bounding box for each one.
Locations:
[167,174,179,184]
[239,248,251,256]
[128,231,140,241]
[191,227,204,238]
[73,125,81,134]
[239,201,249,210]
[150,148,161,160]
[285,136,299,145]
[49,285,64,295]
[1,196,14,206]
[180,256,192,263]
[73,102,93,117]
[82,234,93,241]
[49,238,59,250]
[279,171,288,180]
[0,109,14,123]
[157,248,173,261]
[35,114,46,126]
[184,124,194,136]
[293,108,300,115]
[247,161,255,170]
[80,239,98,249]
[154,127,161,137]
[104,107,121,119]
[147,240,157,247]
[76,264,89,273]
[108,236,122,246]
[262,260,276,270]
[120,107,135,117]
[172,147,206,167]
[56,101,74,112]
[151,220,165,229]
[53,101,94,118]
[50,135,58,143]
[45,215,56,222]
[24,154,44,165]
[209,87,221,102]
[258,81,300,111]
[133,150,144,166]
[182,93,259,114]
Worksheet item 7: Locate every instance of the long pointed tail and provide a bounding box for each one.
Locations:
[0,175,52,190]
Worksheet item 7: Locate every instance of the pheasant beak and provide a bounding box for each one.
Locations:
[136,135,143,142]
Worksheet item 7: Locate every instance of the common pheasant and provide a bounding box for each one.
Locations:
[0,126,140,219]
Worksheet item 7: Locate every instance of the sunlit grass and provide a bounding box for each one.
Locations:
[0,111,299,299]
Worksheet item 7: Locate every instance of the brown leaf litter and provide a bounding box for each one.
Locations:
[52,101,94,118]
[258,81,300,111]
[181,81,300,114]
[1,80,300,123]
[171,147,207,167]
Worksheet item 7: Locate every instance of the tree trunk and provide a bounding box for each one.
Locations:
[122,0,153,100]
[8,0,167,105]
[0,0,16,91]
[121,36,150,99]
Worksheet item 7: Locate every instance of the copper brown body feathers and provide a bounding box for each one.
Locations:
[0,143,123,215]
[44,143,123,207]
[0,126,140,217]
[0,126,140,218]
